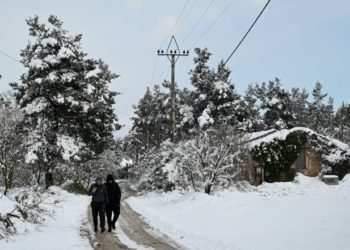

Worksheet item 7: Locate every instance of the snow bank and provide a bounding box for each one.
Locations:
[0,195,16,215]
[0,187,91,250]
[128,174,350,250]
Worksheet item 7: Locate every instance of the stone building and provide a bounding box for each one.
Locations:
[245,127,350,186]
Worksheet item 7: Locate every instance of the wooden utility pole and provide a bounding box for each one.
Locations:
[158,36,189,143]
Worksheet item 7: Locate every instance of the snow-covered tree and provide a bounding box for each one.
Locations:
[241,84,265,132]
[131,84,171,149]
[255,79,295,129]
[0,93,25,194]
[177,87,195,139]
[176,127,246,194]
[10,15,120,188]
[290,87,309,127]
[307,82,329,133]
[334,102,350,144]
[190,48,243,130]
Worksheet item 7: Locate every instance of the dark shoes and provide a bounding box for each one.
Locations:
[108,228,112,232]
[94,226,97,232]
[112,222,116,230]
[101,228,105,233]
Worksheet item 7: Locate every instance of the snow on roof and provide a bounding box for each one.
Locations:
[249,127,324,148]
[247,129,277,142]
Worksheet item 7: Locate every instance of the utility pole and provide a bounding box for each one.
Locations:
[158,36,189,143]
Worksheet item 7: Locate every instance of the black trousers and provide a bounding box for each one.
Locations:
[106,203,120,229]
[91,201,105,229]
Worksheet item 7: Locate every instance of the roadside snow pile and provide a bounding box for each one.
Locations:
[128,174,350,250]
[0,195,15,215]
[0,188,46,240]
[0,187,91,250]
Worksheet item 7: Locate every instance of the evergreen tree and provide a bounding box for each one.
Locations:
[241,84,265,132]
[10,15,120,188]
[334,102,350,144]
[308,82,329,133]
[189,48,243,130]
[255,78,295,129]
[290,87,309,127]
[324,96,335,135]
[131,84,170,149]
[177,87,195,139]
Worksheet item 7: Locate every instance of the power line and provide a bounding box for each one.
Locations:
[220,0,271,70]
[174,0,198,41]
[160,0,191,49]
[180,0,216,46]
[154,0,191,87]
[191,0,237,48]
[149,56,159,88]
[0,50,21,64]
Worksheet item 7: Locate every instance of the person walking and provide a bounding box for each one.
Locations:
[105,174,121,232]
[88,176,108,233]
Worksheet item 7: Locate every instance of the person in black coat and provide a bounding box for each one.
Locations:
[105,174,121,232]
[88,176,108,233]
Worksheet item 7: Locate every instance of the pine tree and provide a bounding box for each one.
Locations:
[10,15,120,188]
[241,84,265,132]
[189,48,243,130]
[177,87,195,139]
[308,82,329,133]
[334,102,350,144]
[290,87,309,127]
[324,96,335,135]
[255,78,295,129]
[131,84,171,149]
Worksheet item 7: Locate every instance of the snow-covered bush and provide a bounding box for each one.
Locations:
[60,180,87,194]
[0,187,55,239]
[137,141,179,192]
[137,127,247,194]
[176,129,246,194]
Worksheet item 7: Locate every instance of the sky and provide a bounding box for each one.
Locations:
[0,0,349,137]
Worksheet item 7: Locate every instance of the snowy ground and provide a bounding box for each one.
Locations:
[127,174,350,250]
[0,187,92,250]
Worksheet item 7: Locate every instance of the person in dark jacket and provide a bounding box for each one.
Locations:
[105,174,121,232]
[88,176,108,233]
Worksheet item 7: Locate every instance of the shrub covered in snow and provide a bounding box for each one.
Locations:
[0,187,56,239]
[137,127,246,194]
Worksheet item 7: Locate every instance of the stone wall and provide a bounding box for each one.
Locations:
[291,145,320,177]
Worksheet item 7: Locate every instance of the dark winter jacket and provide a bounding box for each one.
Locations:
[105,177,121,205]
[88,183,109,203]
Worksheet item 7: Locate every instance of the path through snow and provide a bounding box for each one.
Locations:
[87,181,185,250]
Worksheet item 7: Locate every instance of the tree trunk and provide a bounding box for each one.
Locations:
[45,172,54,189]
[4,178,10,195]
[204,183,212,194]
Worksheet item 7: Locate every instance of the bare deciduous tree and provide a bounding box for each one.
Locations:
[0,93,25,195]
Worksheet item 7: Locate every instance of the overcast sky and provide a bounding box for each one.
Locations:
[1,0,349,137]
